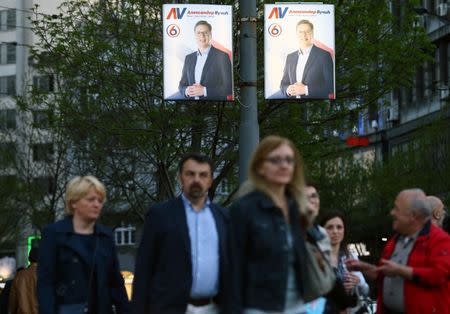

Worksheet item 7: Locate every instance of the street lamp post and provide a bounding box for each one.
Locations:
[238,0,259,183]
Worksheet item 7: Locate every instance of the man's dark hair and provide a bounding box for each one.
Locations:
[305,179,319,191]
[28,247,39,263]
[178,153,213,174]
[194,20,212,32]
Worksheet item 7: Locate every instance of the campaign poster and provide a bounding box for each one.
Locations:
[264,4,335,100]
[163,4,234,101]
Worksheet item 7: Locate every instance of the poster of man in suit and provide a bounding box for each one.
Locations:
[264,4,335,100]
[163,4,234,101]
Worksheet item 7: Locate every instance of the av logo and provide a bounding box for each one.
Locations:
[268,7,288,19]
[166,24,180,38]
[268,24,282,37]
[166,7,187,19]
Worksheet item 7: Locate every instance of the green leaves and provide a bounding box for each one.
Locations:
[20,0,434,226]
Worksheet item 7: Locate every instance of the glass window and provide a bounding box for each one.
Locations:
[32,177,55,196]
[6,43,15,64]
[0,142,16,167]
[114,225,136,246]
[0,109,16,129]
[0,10,6,31]
[115,230,123,245]
[32,110,52,129]
[6,76,15,95]
[33,75,54,93]
[6,9,16,30]
[32,143,54,162]
[0,76,16,96]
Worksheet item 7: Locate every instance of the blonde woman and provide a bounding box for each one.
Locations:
[37,176,129,314]
[229,136,309,313]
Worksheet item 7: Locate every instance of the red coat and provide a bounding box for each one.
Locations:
[377,221,450,314]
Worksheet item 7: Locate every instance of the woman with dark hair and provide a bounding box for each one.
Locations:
[229,135,310,313]
[320,211,369,314]
[37,176,130,314]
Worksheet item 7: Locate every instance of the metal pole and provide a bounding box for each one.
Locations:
[239,0,259,183]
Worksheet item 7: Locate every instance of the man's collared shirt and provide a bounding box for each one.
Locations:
[294,45,312,98]
[193,46,211,99]
[382,231,419,313]
[181,193,219,298]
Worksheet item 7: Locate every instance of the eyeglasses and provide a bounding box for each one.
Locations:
[264,156,295,166]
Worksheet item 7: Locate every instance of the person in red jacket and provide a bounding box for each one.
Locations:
[346,188,450,314]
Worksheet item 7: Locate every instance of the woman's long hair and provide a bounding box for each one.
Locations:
[245,135,308,219]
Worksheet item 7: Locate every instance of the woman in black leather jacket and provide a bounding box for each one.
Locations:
[229,135,310,314]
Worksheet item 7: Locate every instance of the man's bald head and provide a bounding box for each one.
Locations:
[427,195,445,228]
[400,188,430,218]
[391,189,430,235]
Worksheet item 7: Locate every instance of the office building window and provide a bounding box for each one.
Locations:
[32,143,54,162]
[32,110,52,129]
[115,225,136,246]
[0,76,16,96]
[32,176,55,196]
[0,9,16,31]
[0,43,16,64]
[6,43,15,63]
[6,9,15,30]
[0,109,16,129]
[0,142,16,167]
[33,75,54,93]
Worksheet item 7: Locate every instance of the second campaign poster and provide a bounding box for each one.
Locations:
[264,4,335,100]
[163,4,234,101]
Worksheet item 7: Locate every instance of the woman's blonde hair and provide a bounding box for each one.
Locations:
[65,176,106,215]
[247,135,307,216]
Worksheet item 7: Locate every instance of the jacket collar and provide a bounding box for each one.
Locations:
[253,189,297,211]
[393,219,432,243]
[418,219,431,237]
[55,216,110,236]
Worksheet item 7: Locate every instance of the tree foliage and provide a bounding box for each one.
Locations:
[13,0,432,232]
[311,112,450,258]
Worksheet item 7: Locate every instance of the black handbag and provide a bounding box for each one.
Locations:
[57,236,99,314]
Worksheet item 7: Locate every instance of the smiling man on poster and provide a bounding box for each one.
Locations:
[280,19,334,99]
[178,20,232,101]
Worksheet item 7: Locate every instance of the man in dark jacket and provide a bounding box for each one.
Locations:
[132,153,232,314]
